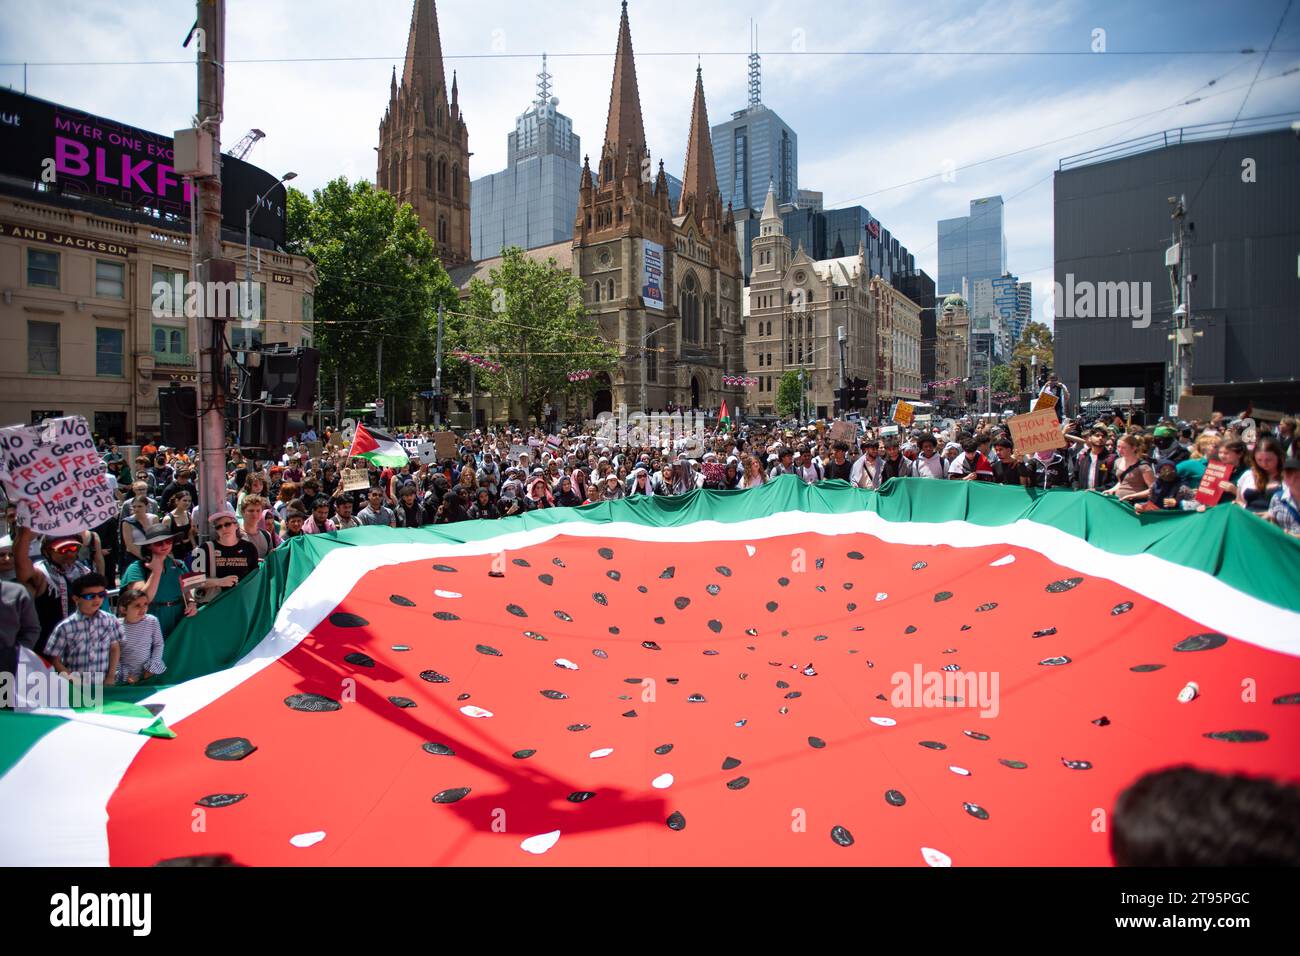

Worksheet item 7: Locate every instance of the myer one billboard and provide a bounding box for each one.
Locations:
[641,239,664,311]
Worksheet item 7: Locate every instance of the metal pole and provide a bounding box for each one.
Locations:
[195,0,226,533]
[376,337,383,424]
[836,325,846,416]
[640,319,648,413]
[433,304,444,427]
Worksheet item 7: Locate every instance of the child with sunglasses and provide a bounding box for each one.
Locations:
[44,573,123,686]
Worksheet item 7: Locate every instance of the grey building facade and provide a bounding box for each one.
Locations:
[937,196,1007,297]
[712,103,798,213]
[1054,123,1300,419]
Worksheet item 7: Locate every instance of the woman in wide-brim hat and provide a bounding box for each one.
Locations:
[119,524,195,637]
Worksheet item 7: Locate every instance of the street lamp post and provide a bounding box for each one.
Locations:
[640,321,673,413]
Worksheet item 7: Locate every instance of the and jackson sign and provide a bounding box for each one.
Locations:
[0,221,136,257]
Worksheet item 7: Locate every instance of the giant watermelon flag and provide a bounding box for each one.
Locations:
[2,478,1298,866]
[346,423,410,468]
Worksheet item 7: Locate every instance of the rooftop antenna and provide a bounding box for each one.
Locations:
[536,52,553,107]
[748,20,761,107]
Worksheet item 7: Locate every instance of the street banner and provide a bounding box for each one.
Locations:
[340,468,371,493]
[432,431,458,460]
[0,415,117,536]
[1195,460,1231,507]
[892,400,915,426]
[641,240,665,311]
[1008,408,1068,456]
[1032,392,1058,412]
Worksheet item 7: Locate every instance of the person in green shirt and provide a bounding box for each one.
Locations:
[1176,433,1221,486]
[121,525,195,637]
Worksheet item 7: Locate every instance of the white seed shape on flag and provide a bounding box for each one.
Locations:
[869,716,897,727]
[460,705,494,718]
[922,846,952,867]
[520,830,561,855]
[875,592,888,602]
[990,554,1015,567]
[589,747,615,759]
[949,765,971,776]
[435,589,462,599]
[745,545,757,557]
[554,658,579,670]
[651,772,674,789]
[290,831,326,848]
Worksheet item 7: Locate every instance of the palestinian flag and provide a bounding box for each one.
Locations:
[718,399,731,433]
[2,479,1297,866]
[347,423,408,467]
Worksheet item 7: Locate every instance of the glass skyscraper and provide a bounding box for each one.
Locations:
[937,196,1007,297]
[712,104,797,213]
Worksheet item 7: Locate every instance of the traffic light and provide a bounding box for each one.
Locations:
[1018,364,1028,391]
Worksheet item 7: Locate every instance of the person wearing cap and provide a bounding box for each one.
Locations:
[1265,458,1300,535]
[120,525,194,637]
[11,527,96,653]
[1150,424,1189,470]
[193,510,260,604]
[0,533,15,584]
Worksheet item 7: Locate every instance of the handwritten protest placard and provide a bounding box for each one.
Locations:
[415,441,439,466]
[340,468,371,493]
[1008,408,1067,457]
[432,431,458,460]
[892,400,915,426]
[1195,460,1231,507]
[1032,392,1058,412]
[0,415,117,536]
[828,420,856,444]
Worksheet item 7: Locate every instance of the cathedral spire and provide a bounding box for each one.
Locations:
[760,179,780,225]
[601,0,647,186]
[402,0,447,102]
[679,64,719,220]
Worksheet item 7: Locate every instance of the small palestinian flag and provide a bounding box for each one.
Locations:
[347,424,409,467]
[718,399,731,433]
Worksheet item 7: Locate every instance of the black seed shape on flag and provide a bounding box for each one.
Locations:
[624,678,642,684]
[655,743,674,755]
[642,641,661,651]
[523,631,547,641]
[776,680,789,689]
[808,736,826,749]
[475,644,502,657]
[843,582,854,590]
[623,710,638,718]
[905,625,918,634]
[389,595,417,607]
[976,603,998,612]
[766,601,779,612]
[912,561,928,570]
[727,776,751,790]
[703,649,719,656]
[618,695,631,701]
[433,564,457,573]
[963,802,990,821]
[778,577,790,587]
[1112,602,1134,615]
[674,596,691,610]
[785,691,802,700]
[1273,693,1300,705]
[1092,716,1111,727]
[846,603,857,612]
[706,584,721,596]
[513,749,537,759]
[816,558,825,569]
[608,626,621,635]
[540,690,568,700]
[607,570,621,581]
[205,737,256,761]
[1174,633,1228,653]
[422,742,456,756]
[593,592,608,606]
[1039,656,1072,666]
[196,793,247,808]
[456,693,470,701]
[506,604,528,618]
[538,574,554,586]
[934,591,953,602]
[667,677,680,684]
[660,566,676,579]
[389,696,417,708]
[419,670,450,683]
[885,789,907,806]
[1130,663,1165,672]
[943,648,957,653]
[814,634,829,641]
[687,694,706,703]
[708,619,723,633]
[746,628,759,637]
[593,648,608,658]
[432,788,472,804]
[919,741,947,750]
[830,826,855,847]
[343,652,374,668]
[1046,577,1084,593]
[1032,627,1057,638]
[716,566,733,577]
[960,624,972,631]
[511,558,529,567]
[667,811,686,831]
[391,644,411,651]
[598,547,615,560]
[567,791,597,803]
[555,610,573,622]
[735,719,748,727]
[943,696,963,703]
[963,730,990,741]
[1000,759,1029,769]
[567,724,591,732]
[328,612,369,628]
[722,756,742,770]
[638,586,648,594]
[284,693,341,712]
[816,585,827,593]
[433,612,460,622]
[654,617,665,625]
[943,664,961,672]
[847,551,864,560]
[1061,759,1092,770]
[1203,730,1269,743]
[552,558,565,567]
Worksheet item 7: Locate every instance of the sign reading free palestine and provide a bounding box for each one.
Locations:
[0,415,117,536]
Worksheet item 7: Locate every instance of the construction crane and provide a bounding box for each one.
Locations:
[227,129,265,160]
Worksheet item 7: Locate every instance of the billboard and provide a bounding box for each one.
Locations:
[0,89,286,246]
[641,239,664,311]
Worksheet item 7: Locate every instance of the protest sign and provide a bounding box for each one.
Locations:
[892,400,915,427]
[509,444,529,462]
[340,468,371,493]
[305,441,323,459]
[397,438,421,458]
[878,425,900,438]
[415,441,439,466]
[1195,460,1231,507]
[0,415,117,536]
[828,420,856,444]
[432,431,458,460]
[1177,395,1213,422]
[1032,392,1058,412]
[1008,408,1067,456]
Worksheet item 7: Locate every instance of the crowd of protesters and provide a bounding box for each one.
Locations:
[1,405,1297,691]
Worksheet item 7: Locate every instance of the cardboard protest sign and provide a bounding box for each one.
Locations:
[340,468,371,492]
[509,444,529,462]
[415,441,439,466]
[1177,395,1213,422]
[0,415,117,536]
[828,420,856,444]
[305,441,323,459]
[892,400,915,426]
[1008,408,1067,457]
[1032,392,1058,412]
[1195,460,1231,507]
[432,431,458,460]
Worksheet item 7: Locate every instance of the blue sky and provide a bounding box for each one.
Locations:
[3,0,1298,323]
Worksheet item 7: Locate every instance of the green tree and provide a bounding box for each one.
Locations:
[989,363,1017,396]
[462,247,619,426]
[283,178,462,422]
[1010,321,1055,389]
[775,369,804,418]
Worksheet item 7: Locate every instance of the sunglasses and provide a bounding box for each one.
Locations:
[215,521,237,530]
[77,591,108,601]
